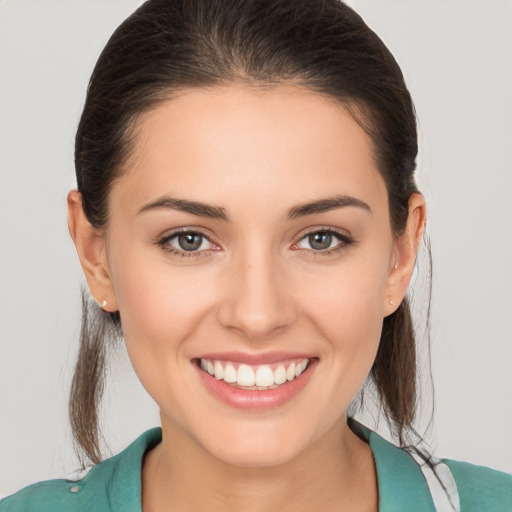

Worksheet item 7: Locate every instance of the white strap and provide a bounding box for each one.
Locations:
[411,452,461,512]
[66,465,93,482]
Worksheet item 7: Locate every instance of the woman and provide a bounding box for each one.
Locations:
[1,0,511,510]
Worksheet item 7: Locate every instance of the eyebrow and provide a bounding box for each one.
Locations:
[137,193,371,221]
[137,196,229,220]
[287,195,372,218]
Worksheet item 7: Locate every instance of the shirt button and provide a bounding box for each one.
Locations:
[70,485,81,494]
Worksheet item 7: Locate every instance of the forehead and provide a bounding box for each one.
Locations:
[113,85,387,217]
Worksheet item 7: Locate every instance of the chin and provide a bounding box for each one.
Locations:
[193,420,318,469]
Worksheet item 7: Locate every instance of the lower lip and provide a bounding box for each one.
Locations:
[194,359,318,411]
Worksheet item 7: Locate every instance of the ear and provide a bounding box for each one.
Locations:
[67,189,118,312]
[383,193,426,317]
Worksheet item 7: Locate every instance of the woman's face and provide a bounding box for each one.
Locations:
[92,86,413,466]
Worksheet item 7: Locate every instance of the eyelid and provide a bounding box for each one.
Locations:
[157,226,217,243]
[156,227,221,257]
[155,225,355,259]
[292,226,353,245]
[168,233,213,251]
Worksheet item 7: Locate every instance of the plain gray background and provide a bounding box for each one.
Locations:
[1,0,511,498]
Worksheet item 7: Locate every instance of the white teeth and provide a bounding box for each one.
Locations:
[237,364,255,386]
[274,365,287,385]
[223,364,237,383]
[286,362,296,381]
[214,361,224,380]
[296,359,308,377]
[199,358,311,388]
[255,366,275,387]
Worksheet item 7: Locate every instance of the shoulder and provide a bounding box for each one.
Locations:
[354,420,512,511]
[443,458,512,511]
[0,428,162,512]
[0,463,114,512]
[0,478,96,512]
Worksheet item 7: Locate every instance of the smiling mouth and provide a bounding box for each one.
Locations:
[197,358,311,390]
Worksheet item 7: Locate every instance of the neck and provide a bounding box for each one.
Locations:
[142,417,378,512]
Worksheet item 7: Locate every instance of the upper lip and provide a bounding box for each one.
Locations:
[195,351,316,365]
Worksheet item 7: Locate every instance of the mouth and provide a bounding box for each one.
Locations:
[197,357,310,390]
[193,354,318,410]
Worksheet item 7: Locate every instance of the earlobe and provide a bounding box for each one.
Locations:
[67,190,118,312]
[383,193,426,316]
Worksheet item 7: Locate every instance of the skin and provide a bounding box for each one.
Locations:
[68,85,426,511]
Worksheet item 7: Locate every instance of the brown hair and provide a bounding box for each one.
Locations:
[71,0,429,465]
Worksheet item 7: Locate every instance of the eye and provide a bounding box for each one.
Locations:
[173,232,209,251]
[294,229,354,252]
[304,231,335,251]
[158,230,217,255]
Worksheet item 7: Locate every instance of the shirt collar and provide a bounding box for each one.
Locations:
[101,424,436,512]
[353,421,436,512]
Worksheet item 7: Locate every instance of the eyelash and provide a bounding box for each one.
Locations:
[156,227,356,259]
[157,228,218,259]
[291,227,356,256]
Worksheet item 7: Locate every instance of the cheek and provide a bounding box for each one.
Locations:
[299,256,389,334]
[107,245,219,376]
[109,258,225,433]
[296,255,390,380]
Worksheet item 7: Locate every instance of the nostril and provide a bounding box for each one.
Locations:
[215,263,298,339]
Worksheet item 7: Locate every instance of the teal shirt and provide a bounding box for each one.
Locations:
[2,427,511,511]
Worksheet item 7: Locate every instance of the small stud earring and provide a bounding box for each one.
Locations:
[101,299,107,308]
[389,300,395,306]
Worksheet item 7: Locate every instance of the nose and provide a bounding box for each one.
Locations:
[216,249,297,341]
